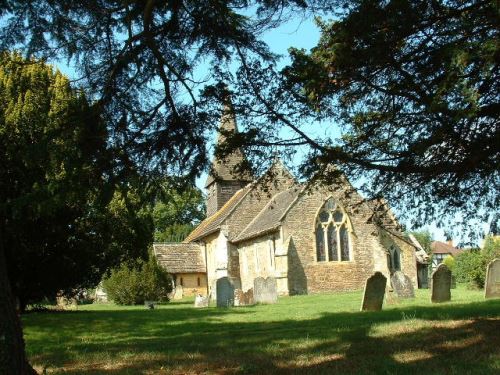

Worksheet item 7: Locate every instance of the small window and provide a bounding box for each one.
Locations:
[197,277,201,286]
[221,185,233,193]
[180,277,184,286]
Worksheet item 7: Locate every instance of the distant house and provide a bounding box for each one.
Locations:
[431,241,463,268]
[153,243,208,297]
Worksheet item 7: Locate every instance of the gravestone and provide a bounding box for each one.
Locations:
[234,288,254,306]
[361,272,387,311]
[216,277,235,307]
[391,271,415,298]
[484,258,500,299]
[173,284,183,300]
[144,301,156,309]
[431,264,451,303]
[254,277,278,304]
[194,294,209,308]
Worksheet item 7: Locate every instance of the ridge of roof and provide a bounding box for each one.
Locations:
[233,187,300,243]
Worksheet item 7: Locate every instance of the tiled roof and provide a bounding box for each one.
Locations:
[184,185,251,242]
[205,105,253,187]
[431,241,463,257]
[153,243,205,273]
[233,187,300,243]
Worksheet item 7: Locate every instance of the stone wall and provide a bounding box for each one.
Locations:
[203,232,219,299]
[282,184,387,293]
[175,272,208,297]
[206,180,247,217]
[238,234,278,292]
[380,230,418,287]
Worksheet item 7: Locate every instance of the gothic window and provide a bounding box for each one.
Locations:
[316,224,326,261]
[388,246,401,272]
[315,199,352,262]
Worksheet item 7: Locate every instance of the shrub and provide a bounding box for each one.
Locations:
[454,250,486,289]
[103,256,172,305]
[443,255,455,274]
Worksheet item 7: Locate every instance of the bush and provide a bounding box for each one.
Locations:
[454,235,500,289]
[443,255,455,274]
[103,256,172,305]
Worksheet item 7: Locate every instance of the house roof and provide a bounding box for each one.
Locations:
[184,185,252,242]
[153,243,205,273]
[233,187,301,243]
[431,241,463,257]
[205,104,253,187]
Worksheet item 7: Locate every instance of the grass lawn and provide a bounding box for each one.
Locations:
[23,286,500,374]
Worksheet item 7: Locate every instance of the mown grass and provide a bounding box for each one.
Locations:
[23,286,500,374]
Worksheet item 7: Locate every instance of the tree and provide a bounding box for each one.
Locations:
[408,230,433,254]
[153,182,205,242]
[0,53,152,373]
[278,0,499,233]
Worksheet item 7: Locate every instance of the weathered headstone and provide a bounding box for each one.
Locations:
[194,294,209,308]
[391,271,415,298]
[216,277,235,307]
[361,272,387,311]
[144,301,156,309]
[173,284,183,300]
[485,258,500,299]
[254,277,278,304]
[234,288,254,306]
[431,264,451,303]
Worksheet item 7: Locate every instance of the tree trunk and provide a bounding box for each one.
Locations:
[0,239,37,374]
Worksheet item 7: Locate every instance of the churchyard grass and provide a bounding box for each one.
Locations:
[23,285,499,374]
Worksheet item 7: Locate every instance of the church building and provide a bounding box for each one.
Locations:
[154,106,426,300]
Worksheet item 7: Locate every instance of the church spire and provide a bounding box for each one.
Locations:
[205,100,253,216]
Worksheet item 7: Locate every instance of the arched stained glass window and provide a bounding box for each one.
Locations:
[315,198,352,262]
[316,224,326,261]
[340,224,350,261]
[327,223,338,261]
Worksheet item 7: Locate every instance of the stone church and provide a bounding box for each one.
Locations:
[154,107,427,300]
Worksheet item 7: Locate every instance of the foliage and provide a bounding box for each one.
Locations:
[22,288,499,373]
[408,231,432,254]
[103,256,172,305]
[454,236,498,288]
[0,53,152,309]
[152,182,205,242]
[443,255,456,274]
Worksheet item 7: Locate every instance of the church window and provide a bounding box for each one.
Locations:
[315,199,352,262]
[197,277,201,286]
[391,246,401,271]
[221,185,233,193]
[315,224,326,261]
[254,244,260,272]
[180,277,184,286]
[268,238,275,269]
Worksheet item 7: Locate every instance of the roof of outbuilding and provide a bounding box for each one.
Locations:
[153,243,205,273]
[431,241,463,257]
[233,187,301,243]
[183,185,252,242]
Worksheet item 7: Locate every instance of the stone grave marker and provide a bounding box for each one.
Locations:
[391,271,415,298]
[234,288,254,306]
[194,294,209,308]
[361,272,387,311]
[431,264,451,303]
[173,284,183,300]
[254,277,278,304]
[216,277,235,307]
[485,258,500,299]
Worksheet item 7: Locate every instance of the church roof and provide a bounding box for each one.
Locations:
[184,185,252,242]
[204,104,253,187]
[233,187,301,243]
[153,243,205,273]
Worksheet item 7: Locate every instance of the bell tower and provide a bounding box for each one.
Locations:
[205,103,253,216]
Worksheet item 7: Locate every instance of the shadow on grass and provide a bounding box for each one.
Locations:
[25,299,500,374]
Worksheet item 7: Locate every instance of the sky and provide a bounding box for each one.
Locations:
[49,12,488,246]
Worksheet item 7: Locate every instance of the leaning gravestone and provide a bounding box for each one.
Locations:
[431,264,451,303]
[485,258,500,299]
[391,271,415,298]
[254,277,278,304]
[216,277,235,307]
[194,294,209,308]
[361,272,387,311]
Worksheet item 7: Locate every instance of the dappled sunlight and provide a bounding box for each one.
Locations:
[392,350,433,363]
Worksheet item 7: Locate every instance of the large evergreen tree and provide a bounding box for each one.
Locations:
[0,53,153,373]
